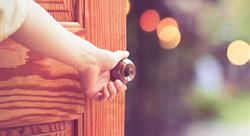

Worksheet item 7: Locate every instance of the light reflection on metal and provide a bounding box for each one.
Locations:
[110,59,136,84]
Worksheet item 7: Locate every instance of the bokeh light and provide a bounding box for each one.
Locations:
[139,9,160,32]
[158,25,181,49]
[157,17,179,36]
[126,1,250,136]
[227,40,250,66]
[126,0,130,15]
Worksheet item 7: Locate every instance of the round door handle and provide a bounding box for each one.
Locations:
[110,59,136,84]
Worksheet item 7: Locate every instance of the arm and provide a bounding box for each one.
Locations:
[11,0,128,102]
[11,0,99,71]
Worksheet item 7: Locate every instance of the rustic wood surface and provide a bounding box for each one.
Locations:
[0,120,74,136]
[0,0,126,135]
[36,0,76,22]
[0,39,85,129]
[0,0,86,129]
[36,0,85,26]
[84,0,126,136]
[37,0,85,36]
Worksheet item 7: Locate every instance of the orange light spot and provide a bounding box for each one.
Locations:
[126,0,130,15]
[140,9,160,32]
[157,17,178,37]
[227,40,250,66]
[158,26,181,49]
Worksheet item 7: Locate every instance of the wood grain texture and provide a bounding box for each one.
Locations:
[0,5,87,127]
[0,120,74,136]
[36,0,85,25]
[0,39,85,128]
[84,0,126,136]
[37,0,86,38]
[36,0,77,22]
[0,0,126,135]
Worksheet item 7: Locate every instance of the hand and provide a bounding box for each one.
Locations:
[78,50,129,102]
[9,0,128,102]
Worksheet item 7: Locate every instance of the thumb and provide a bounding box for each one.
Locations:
[101,50,129,71]
[117,50,130,58]
[113,50,129,63]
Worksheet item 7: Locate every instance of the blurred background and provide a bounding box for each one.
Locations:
[125,0,250,136]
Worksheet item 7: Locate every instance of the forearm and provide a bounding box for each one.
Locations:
[11,0,99,71]
[9,0,128,101]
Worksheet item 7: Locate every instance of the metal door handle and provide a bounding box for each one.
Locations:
[110,59,136,84]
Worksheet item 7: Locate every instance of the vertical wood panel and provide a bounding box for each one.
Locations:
[84,0,126,136]
[0,0,126,135]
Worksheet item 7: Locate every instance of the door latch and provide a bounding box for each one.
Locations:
[110,59,136,84]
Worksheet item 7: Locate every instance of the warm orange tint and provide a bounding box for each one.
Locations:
[126,0,130,15]
[227,40,250,66]
[158,26,181,49]
[140,9,160,32]
[157,17,178,36]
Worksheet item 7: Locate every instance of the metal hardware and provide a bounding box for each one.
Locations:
[110,59,136,84]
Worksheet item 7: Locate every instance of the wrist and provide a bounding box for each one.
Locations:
[74,40,102,73]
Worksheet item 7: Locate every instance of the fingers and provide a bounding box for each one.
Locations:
[107,82,117,100]
[114,80,126,94]
[93,92,102,101]
[92,80,127,102]
[98,87,110,102]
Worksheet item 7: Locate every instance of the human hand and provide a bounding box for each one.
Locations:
[78,50,129,102]
[8,0,128,102]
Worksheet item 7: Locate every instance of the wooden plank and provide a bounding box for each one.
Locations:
[37,0,85,23]
[0,0,126,135]
[37,0,74,21]
[0,39,85,129]
[0,120,74,136]
[37,0,85,35]
[36,0,64,3]
[84,0,126,136]
[0,0,86,134]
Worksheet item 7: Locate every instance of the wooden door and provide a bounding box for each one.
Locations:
[0,0,126,136]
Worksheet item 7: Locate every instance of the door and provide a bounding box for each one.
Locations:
[0,0,126,136]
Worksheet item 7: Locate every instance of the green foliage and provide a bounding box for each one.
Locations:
[196,0,249,45]
[189,90,250,123]
[221,0,249,41]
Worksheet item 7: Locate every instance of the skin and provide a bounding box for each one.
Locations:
[10,0,128,102]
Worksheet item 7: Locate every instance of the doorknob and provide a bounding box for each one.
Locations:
[110,59,136,84]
